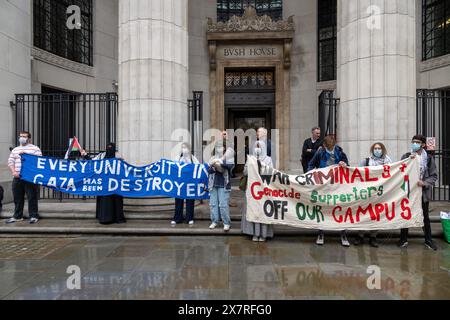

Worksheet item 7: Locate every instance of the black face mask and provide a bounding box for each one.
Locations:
[105,144,116,158]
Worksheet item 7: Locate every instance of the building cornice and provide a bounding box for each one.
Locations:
[32,47,94,77]
[420,54,450,72]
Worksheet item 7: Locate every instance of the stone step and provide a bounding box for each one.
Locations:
[0,219,445,238]
[1,201,446,223]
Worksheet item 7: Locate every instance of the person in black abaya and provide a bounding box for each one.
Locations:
[95,143,126,225]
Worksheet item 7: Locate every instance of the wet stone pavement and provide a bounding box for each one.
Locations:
[0,236,449,300]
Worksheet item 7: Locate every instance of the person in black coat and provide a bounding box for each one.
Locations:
[301,127,322,173]
[95,143,126,225]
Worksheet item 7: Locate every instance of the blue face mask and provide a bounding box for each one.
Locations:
[411,143,422,152]
[373,150,383,158]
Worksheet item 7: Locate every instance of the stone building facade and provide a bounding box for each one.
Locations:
[0,0,449,200]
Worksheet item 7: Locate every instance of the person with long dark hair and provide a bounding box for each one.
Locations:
[95,143,126,225]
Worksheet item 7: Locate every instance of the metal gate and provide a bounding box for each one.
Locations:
[417,89,450,201]
[319,90,339,138]
[14,92,118,200]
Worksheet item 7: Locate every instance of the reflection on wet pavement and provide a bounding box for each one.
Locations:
[0,236,448,300]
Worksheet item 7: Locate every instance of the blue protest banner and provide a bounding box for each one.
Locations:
[19,154,210,200]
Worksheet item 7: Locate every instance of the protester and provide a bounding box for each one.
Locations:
[398,135,438,251]
[171,142,200,226]
[241,141,274,242]
[301,127,322,173]
[6,131,42,224]
[95,143,126,225]
[208,140,234,232]
[307,135,350,247]
[353,142,393,248]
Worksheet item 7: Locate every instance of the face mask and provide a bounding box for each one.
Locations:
[373,149,383,158]
[254,148,262,156]
[411,143,421,153]
[19,137,28,145]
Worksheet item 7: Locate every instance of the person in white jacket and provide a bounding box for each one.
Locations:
[6,131,42,224]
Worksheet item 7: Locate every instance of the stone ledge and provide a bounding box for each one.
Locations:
[0,219,445,238]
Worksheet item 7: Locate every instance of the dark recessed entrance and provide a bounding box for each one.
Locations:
[224,68,275,174]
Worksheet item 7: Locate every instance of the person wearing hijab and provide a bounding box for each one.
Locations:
[353,142,392,248]
[241,140,274,242]
[208,140,234,232]
[95,143,126,225]
[171,142,200,226]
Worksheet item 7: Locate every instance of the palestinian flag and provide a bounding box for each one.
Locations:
[401,175,410,199]
[64,137,82,159]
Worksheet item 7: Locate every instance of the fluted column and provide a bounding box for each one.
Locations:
[118,0,189,165]
[337,0,416,164]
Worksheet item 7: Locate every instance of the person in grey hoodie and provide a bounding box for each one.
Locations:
[398,135,438,251]
[353,142,392,248]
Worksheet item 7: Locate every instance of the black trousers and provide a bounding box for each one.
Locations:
[400,200,432,242]
[12,178,39,219]
[174,198,195,223]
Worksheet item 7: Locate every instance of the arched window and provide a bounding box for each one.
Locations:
[217,0,283,22]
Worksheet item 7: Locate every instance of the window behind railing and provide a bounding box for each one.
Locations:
[422,0,450,60]
[33,0,93,66]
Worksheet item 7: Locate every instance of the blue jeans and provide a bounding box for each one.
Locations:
[209,187,231,226]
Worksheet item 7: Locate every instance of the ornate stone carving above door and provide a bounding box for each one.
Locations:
[206,6,295,170]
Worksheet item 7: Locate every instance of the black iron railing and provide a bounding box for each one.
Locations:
[417,89,450,201]
[14,92,118,201]
[319,90,339,139]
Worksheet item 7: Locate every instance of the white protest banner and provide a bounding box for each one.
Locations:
[245,156,424,230]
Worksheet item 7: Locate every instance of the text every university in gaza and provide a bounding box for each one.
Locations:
[33,158,207,178]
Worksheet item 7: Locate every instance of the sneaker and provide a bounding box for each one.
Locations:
[29,218,39,224]
[316,233,324,246]
[397,239,408,248]
[223,225,231,232]
[258,237,266,242]
[170,221,177,226]
[5,217,23,224]
[424,240,437,251]
[369,237,379,248]
[252,236,259,242]
[341,234,350,247]
[209,223,217,229]
[188,220,194,225]
[353,236,364,246]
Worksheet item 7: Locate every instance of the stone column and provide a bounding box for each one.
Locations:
[337,0,416,164]
[118,0,189,165]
